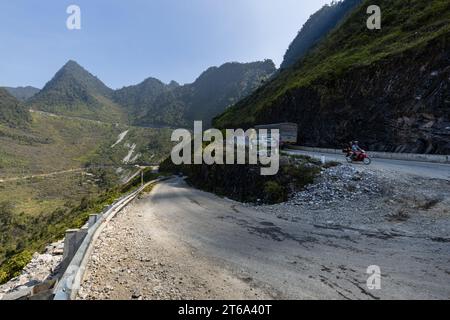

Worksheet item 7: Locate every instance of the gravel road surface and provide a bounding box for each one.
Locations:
[78,177,450,300]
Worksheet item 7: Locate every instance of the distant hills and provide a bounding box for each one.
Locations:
[3,86,40,101]
[24,59,275,127]
[129,60,276,127]
[214,0,450,154]
[0,88,31,128]
[281,0,363,70]
[114,77,179,123]
[28,60,127,123]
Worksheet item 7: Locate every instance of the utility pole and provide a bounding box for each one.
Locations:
[141,169,144,187]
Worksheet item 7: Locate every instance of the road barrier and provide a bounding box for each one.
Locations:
[0,176,164,301]
[287,146,450,164]
[51,178,164,300]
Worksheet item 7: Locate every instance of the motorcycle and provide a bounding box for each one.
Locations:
[343,147,372,165]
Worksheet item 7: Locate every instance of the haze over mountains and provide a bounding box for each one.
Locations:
[3,87,40,102]
[23,59,275,127]
[131,60,276,127]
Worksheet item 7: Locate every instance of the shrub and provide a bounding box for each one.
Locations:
[0,250,33,284]
[282,164,320,189]
[264,181,286,204]
[0,270,8,284]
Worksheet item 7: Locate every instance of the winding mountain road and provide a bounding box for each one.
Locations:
[80,177,450,300]
[286,149,450,180]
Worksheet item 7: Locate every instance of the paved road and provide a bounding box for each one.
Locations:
[124,177,450,300]
[286,149,450,180]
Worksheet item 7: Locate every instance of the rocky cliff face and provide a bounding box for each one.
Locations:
[242,35,450,154]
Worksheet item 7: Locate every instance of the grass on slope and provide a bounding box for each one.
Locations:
[214,0,450,127]
[0,169,163,284]
[0,111,175,284]
[0,112,122,178]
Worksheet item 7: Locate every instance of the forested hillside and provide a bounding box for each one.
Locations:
[0,88,31,128]
[281,0,363,70]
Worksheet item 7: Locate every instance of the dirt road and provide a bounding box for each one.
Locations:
[0,168,85,183]
[78,177,450,300]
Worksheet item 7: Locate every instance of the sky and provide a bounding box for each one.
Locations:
[0,0,330,89]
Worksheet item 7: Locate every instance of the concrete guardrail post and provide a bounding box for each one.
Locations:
[88,214,99,228]
[63,229,79,261]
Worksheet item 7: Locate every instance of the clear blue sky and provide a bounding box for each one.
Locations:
[0,0,330,89]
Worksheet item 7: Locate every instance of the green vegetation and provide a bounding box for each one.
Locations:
[0,110,174,284]
[0,188,114,283]
[0,166,162,284]
[0,112,121,178]
[2,86,40,102]
[214,0,450,128]
[28,61,127,124]
[127,60,276,127]
[85,126,174,167]
[27,59,276,128]
[0,251,33,284]
[264,181,285,204]
[281,0,363,69]
[114,78,178,122]
[0,88,31,128]
[160,153,323,204]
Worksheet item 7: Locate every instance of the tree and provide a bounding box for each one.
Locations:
[0,201,14,226]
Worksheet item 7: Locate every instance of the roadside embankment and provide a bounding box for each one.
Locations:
[288,146,450,164]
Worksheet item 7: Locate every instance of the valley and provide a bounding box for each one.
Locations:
[0,0,449,301]
[0,57,274,285]
[0,107,174,282]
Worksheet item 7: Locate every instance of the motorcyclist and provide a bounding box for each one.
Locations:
[351,141,363,160]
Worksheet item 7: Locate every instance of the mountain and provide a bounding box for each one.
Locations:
[28,60,126,123]
[0,88,31,128]
[214,0,450,154]
[281,0,363,70]
[26,59,274,127]
[3,86,40,101]
[114,77,178,122]
[130,60,276,127]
